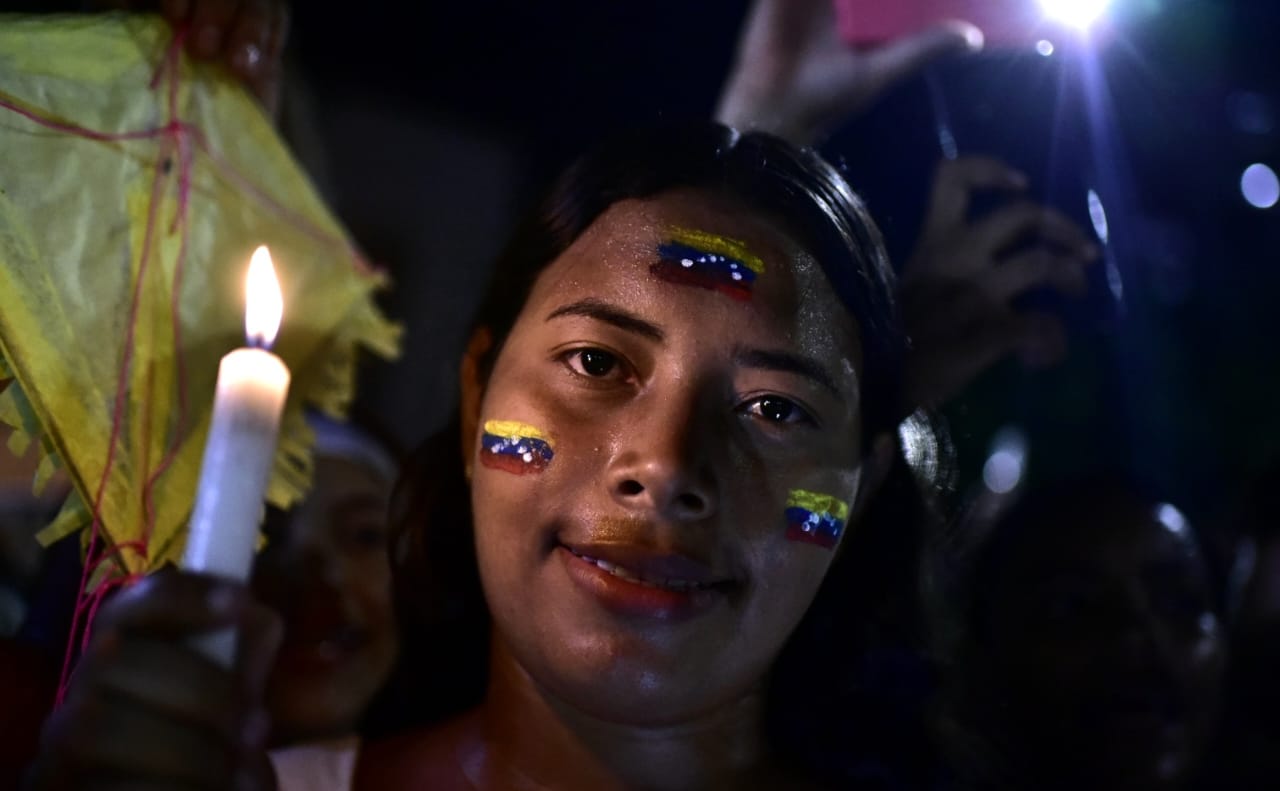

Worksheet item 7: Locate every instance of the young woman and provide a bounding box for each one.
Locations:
[30,123,932,790]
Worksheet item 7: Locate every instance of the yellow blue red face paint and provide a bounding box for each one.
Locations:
[480,420,555,475]
[784,490,849,550]
[650,227,766,301]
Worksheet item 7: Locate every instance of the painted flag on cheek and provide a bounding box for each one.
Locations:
[784,490,849,550]
[481,420,555,475]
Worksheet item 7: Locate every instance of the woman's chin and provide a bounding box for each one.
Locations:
[499,625,755,728]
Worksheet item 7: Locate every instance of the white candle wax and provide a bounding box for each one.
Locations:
[182,346,289,665]
[182,244,290,665]
[182,347,289,579]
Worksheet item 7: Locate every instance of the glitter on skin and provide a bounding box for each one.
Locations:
[650,226,766,301]
[481,420,556,475]
[783,490,849,550]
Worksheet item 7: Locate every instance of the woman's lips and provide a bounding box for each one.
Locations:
[557,542,734,621]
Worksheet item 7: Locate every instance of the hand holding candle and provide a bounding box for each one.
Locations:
[181,245,290,665]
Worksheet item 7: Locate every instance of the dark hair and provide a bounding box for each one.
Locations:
[389,123,935,783]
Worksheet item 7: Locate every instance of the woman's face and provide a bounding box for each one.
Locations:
[464,188,869,725]
[252,455,398,743]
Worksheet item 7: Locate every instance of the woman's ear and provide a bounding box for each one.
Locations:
[850,431,896,523]
[458,327,493,479]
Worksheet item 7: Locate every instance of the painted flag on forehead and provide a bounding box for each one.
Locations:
[652,226,766,302]
[0,14,401,594]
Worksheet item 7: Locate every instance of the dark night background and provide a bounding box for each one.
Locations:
[286,0,1280,517]
[10,0,1280,511]
[0,4,1277,784]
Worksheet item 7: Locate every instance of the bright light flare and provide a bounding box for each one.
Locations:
[1241,163,1279,209]
[245,245,283,347]
[1087,189,1110,244]
[1039,0,1112,30]
[982,427,1028,495]
[1155,503,1189,537]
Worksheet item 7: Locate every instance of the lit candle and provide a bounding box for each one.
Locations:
[182,245,290,665]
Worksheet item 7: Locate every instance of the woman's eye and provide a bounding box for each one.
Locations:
[566,348,620,378]
[341,522,387,552]
[743,395,810,425]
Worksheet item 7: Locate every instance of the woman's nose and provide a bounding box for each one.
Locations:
[606,394,721,523]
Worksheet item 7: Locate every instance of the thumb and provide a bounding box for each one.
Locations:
[237,600,284,702]
[860,21,984,90]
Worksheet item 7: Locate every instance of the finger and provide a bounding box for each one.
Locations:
[238,747,281,791]
[246,1,289,115]
[160,0,191,24]
[970,202,1098,258]
[93,571,247,639]
[905,312,1019,408]
[237,599,283,702]
[189,0,240,59]
[88,637,242,741]
[902,274,994,334]
[859,20,984,89]
[922,156,1030,236]
[225,0,272,80]
[982,249,1089,301]
[42,689,236,791]
[1015,312,1069,368]
[80,782,202,791]
[747,0,833,47]
[267,1,291,68]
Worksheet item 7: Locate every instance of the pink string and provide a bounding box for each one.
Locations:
[0,58,367,262]
[0,96,175,143]
[144,37,195,542]
[55,83,177,705]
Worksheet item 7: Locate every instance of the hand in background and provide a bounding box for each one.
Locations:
[902,157,1100,409]
[91,0,291,115]
[26,571,282,791]
[715,0,981,145]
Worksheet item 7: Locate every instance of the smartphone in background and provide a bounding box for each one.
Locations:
[834,0,1053,50]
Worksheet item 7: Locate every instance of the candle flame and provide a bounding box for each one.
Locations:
[245,246,283,347]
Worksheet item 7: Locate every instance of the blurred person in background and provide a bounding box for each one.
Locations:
[1208,460,1280,790]
[253,413,400,790]
[929,475,1226,790]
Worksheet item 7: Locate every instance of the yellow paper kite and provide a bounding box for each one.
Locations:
[0,14,401,585]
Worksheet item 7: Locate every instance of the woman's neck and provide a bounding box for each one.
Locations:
[468,636,779,791]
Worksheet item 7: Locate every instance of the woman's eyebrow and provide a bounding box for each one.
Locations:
[545,299,665,342]
[734,347,840,396]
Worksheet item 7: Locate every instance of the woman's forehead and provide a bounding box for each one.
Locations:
[524,191,861,357]
[578,191,800,275]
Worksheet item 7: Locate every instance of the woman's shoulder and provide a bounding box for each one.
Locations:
[354,707,484,790]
